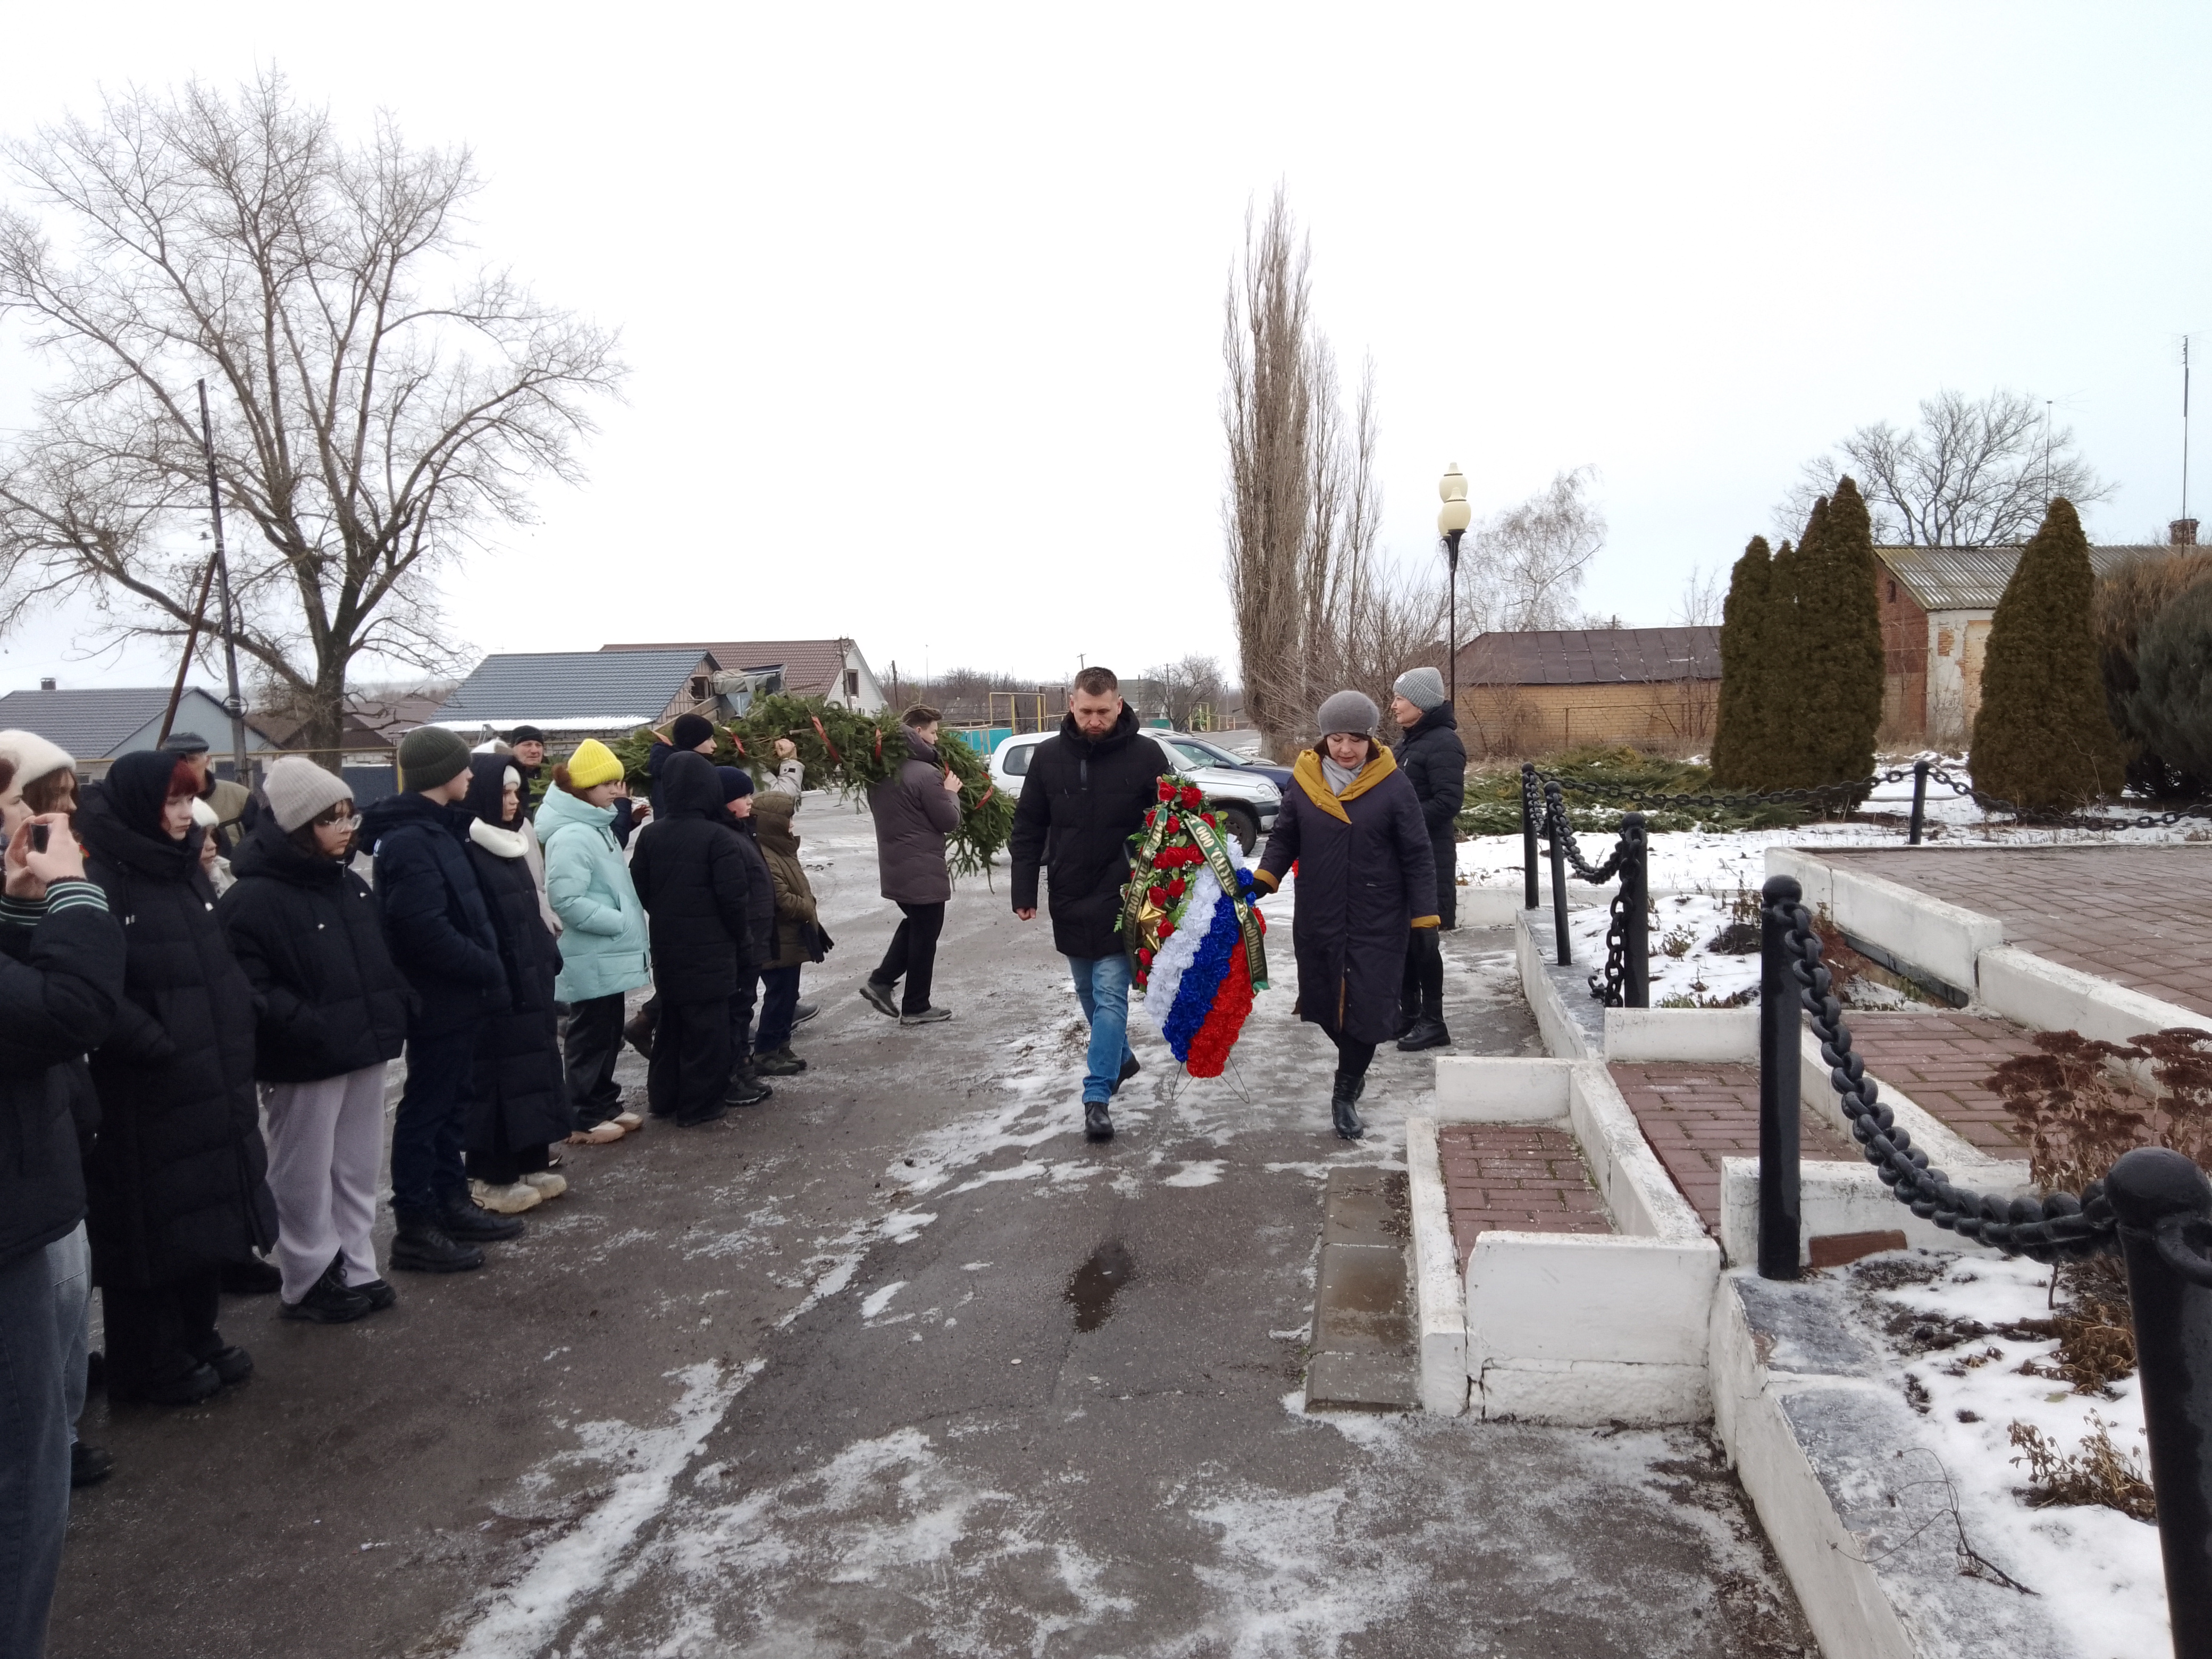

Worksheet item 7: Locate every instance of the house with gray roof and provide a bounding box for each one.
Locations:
[0,681,278,777]
[599,638,885,714]
[1448,627,1720,755]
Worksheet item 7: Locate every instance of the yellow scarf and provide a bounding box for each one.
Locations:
[1289,746,1398,824]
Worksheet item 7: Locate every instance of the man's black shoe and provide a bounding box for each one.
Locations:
[441,1202,525,1243]
[725,1070,772,1107]
[118,1363,221,1407]
[1114,1054,1141,1093]
[792,1000,820,1025]
[858,979,900,1018]
[389,1221,483,1273]
[1084,1101,1114,1142]
[281,1257,373,1324]
[352,1277,398,1311]
[203,1345,254,1386]
[1396,1017,1451,1052]
[753,1046,807,1076]
[71,1442,113,1487]
[623,1008,656,1060]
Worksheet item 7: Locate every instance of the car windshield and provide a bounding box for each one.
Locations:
[1002,743,1036,777]
[1166,741,1216,768]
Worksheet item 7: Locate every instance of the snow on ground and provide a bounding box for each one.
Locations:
[1459,761,2210,902]
[1847,1251,2166,1659]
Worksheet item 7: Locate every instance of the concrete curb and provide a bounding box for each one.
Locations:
[1404,1117,1469,1416]
[1976,942,2211,1042]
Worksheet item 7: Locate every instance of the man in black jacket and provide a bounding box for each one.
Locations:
[1010,667,1168,1142]
[0,800,122,1659]
[358,727,522,1273]
[1389,667,1466,1051]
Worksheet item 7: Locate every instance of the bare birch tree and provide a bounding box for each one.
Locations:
[1455,467,1607,639]
[0,72,626,759]
[1778,389,2109,547]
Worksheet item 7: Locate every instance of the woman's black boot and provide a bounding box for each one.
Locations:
[1330,1075,1364,1140]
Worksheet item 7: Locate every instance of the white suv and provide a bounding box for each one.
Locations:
[988,729,1281,853]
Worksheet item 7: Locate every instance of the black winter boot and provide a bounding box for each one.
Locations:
[441,1201,526,1243]
[1396,1016,1451,1052]
[1084,1101,1115,1141]
[390,1217,485,1273]
[1330,1076,1364,1140]
[281,1255,374,1324]
[724,1065,772,1108]
[753,1046,807,1076]
[624,1006,657,1060]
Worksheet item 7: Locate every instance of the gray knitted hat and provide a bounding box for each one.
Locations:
[1393,665,1447,711]
[397,726,474,791]
[1316,689,1380,736]
[262,755,355,832]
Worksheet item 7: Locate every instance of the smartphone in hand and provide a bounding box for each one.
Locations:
[28,823,48,853]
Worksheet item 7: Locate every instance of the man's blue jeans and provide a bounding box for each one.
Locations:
[1067,954,1136,1104]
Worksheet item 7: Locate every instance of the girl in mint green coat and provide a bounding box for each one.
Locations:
[538,742,652,1136]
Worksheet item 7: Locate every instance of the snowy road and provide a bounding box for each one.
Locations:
[55,801,1812,1657]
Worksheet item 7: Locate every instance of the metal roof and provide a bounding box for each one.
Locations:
[0,685,275,762]
[433,648,715,725]
[600,638,854,697]
[1875,544,2169,611]
[1453,626,1721,686]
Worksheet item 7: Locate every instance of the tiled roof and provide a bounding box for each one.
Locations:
[1454,627,1721,686]
[432,649,714,725]
[600,638,852,697]
[1875,544,2171,611]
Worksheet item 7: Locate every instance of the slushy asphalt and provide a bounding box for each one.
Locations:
[53,799,1813,1657]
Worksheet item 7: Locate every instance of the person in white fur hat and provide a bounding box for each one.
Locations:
[0,729,78,822]
[217,756,415,1322]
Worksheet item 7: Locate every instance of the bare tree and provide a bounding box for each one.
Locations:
[1673,562,1723,627]
[1136,653,1229,730]
[0,72,625,759]
[1455,467,1606,639]
[1777,389,2109,547]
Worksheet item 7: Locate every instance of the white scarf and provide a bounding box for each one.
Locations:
[1320,753,1363,795]
[468,818,529,859]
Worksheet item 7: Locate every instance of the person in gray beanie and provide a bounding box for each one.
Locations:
[1252,690,1439,1139]
[1389,665,1466,1051]
[220,758,413,1321]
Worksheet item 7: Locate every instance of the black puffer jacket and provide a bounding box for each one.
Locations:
[630,751,756,1001]
[219,817,413,1082]
[78,784,277,1288]
[358,790,506,1033]
[726,816,776,954]
[0,884,122,1270]
[459,758,569,1150]
[1010,707,1171,959]
[1392,701,1467,928]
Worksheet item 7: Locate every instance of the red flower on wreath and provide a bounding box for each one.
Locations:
[1159,920,1175,939]
[1180,785,1203,808]
[1137,946,1153,965]
[1157,780,1175,802]
[1167,876,1186,899]
[1147,886,1167,908]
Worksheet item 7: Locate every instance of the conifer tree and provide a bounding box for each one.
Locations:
[2127,577,2212,780]
[1792,476,1886,791]
[1972,497,2126,808]
[1761,507,1816,787]
[1710,536,1772,785]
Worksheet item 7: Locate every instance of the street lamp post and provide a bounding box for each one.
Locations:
[1438,464,1472,709]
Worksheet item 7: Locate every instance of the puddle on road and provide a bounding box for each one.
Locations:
[1065,1242,1135,1332]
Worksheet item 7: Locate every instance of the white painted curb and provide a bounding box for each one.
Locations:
[1977,943,2210,1043]
[1404,1116,1469,1416]
[1605,1006,1758,1061]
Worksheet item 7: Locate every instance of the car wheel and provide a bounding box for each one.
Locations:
[1217,804,1260,856]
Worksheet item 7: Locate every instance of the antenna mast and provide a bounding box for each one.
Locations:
[2184,336,2193,525]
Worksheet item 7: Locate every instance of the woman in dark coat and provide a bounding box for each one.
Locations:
[1388,666,1467,1051]
[1254,690,1440,1141]
[629,750,755,1126]
[219,756,413,1322]
[717,766,776,1104]
[860,707,963,1024]
[458,756,568,1210]
[78,749,276,1404]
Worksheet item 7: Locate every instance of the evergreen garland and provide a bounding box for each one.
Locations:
[1710,535,1772,786]
[598,695,1016,876]
[1972,498,2126,809]
[1791,476,1886,792]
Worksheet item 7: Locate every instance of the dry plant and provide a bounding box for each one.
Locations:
[2007,1414,2156,1521]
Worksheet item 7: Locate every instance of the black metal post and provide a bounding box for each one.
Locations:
[1621,812,1648,1008]
[1545,782,1571,966]
[2106,1147,2212,1659]
[1757,874,1803,1279]
[1907,758,1929,845]
[1521,763,1540,911]
[1445,526,1463,713]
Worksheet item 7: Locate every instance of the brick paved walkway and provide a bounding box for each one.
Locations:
[1434,1124,1610,1267]
[1608,1062,1856,1230]
[1846,1010,2035,1160]
[1823,844,2212,1019]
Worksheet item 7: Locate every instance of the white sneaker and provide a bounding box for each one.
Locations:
[468,1178,544,1215]
[520,1170,568,1201]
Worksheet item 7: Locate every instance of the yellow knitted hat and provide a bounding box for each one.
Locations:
[564,739,624,791]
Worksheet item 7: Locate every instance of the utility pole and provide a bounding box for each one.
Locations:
[2184,337,2193,526]
[196,380,252,786]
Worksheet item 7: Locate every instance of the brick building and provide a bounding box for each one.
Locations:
[1450,627,1720,757]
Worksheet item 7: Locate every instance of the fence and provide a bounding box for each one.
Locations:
[1755,875,2212,1658]
[1519,766,1650,1009]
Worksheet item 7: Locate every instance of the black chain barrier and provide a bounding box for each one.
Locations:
[1526,772,1645,1008]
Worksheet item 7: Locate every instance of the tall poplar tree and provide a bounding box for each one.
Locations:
[1710,536,1773,785]
[1792,476,1887,791]
[1972,498,2126,808]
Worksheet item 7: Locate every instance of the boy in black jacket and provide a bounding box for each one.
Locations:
[357,728,520,1272]
[630,751,755,1126]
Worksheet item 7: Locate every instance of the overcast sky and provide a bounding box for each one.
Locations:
[4,2,2210,698]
